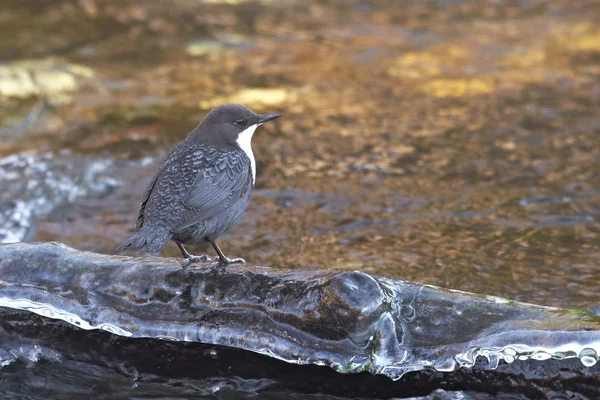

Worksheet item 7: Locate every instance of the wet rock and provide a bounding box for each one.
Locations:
[185,35,252,57]
[199,88,298,108]
[0,152,120,244]
[0,59,94,104]
[185,39,227,56]
[201,0,273,4]
[0,242,598,399]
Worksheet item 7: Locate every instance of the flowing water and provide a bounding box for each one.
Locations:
[0,0,599,398]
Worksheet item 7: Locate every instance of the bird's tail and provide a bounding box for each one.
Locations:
[116,226,171,254]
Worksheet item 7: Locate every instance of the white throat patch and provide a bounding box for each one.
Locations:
[236,123,260,184]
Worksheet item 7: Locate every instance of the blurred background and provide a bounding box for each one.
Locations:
[0,0,598,309]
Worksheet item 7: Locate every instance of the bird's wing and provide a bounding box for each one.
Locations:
[174,149,253,232]
[133,173,157,232]
[134,138,205,232]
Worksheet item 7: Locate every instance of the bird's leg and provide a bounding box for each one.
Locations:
[176,241,211,268]
[209,239,245,265]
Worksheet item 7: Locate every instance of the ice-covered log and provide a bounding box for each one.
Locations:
[1,242,599,397]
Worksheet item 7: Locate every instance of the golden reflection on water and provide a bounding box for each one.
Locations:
[0,0,598,309]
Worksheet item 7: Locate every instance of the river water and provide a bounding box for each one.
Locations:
[0,0,599,397]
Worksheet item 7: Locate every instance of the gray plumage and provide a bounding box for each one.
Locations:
[117,104,281,266]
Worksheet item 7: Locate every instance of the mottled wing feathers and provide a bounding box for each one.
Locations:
[134,173,158,232]
[175,150,252,231]
[134,138,252,235]
[134,139,209,231]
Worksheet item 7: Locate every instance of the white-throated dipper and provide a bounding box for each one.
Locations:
[117,104,281,266]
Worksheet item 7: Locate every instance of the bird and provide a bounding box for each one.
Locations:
[117,103,281,267]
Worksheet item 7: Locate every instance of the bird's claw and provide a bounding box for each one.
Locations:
[181,254,212,268]
[216,256,245,265]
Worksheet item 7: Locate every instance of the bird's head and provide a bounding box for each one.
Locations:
[192,104,281,149]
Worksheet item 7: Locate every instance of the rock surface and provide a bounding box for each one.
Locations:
[0,242,599,398]
[0,59,94,102]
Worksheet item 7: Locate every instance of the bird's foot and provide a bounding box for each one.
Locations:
[181,254,212,268]
[215,256,245,266]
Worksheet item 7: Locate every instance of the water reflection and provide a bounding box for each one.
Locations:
[0,1,598,312]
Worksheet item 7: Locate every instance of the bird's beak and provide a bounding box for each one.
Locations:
[258,113,282,124]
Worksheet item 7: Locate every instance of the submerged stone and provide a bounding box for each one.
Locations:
[0,59,94,103]
[199,88,298,108]
[0,242,599,399]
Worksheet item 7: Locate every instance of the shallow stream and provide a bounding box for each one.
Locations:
[0,0,599,398]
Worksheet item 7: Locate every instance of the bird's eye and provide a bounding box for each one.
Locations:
[235,118,246,127]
